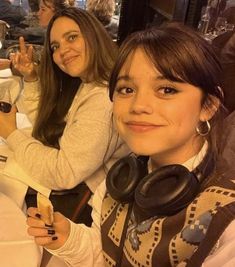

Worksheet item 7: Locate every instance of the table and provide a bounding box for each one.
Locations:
[0,75,50,209]
[0,192,42,267]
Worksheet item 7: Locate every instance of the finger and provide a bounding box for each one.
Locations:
[9,53,15,61]
[27,225,55,237]
[27,45,34,62]
[27,216,46,228]
[19,36,27,55]
[10,54,16,66]
[13,52,20,68]
[34,236,57,246]
[9,105,17,114]
[27,207,40,218]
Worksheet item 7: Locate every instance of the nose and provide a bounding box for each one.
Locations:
[130,91,153,114]
[59,40,70,56]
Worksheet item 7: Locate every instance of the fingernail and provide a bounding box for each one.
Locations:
[52,236,58,241]
[35,213,41,218]
[48,229,55,235]
[45,223,53,227]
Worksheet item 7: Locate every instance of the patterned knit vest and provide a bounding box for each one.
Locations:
[101,170,235,267]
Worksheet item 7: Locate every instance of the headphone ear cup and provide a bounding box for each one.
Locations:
[134,164,200,222]
[106,155,148,203]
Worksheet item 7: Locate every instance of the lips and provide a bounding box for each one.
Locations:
[63,55,77,65]
[125,121,161,133]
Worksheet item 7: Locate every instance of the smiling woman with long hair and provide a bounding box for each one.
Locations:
[0,7,129,220]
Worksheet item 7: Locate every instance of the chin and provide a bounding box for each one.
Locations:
[65,71,80,77]
[126,142,154,156]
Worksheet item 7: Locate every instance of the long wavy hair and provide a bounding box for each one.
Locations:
[109,22,226,158]
[33,7,118,148]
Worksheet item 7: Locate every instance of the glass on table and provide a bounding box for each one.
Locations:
[0,87,12,113]
[225,23,235,32]
[214,17,227,35]
[203,31,218,43]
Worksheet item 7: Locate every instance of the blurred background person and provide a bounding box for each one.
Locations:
[37,0,74,28]
[86,0,119,39]
[12,0,30,13]
[220,31,235,113]
[0,0,27,26]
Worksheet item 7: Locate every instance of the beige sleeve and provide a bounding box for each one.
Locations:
[16,80,40,124]
[6,87,120,191]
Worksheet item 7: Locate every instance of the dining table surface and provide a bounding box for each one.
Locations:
[0,72,51,210]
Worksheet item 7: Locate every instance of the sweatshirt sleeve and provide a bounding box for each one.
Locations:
[16,80,40,124]
[6,85,118,191]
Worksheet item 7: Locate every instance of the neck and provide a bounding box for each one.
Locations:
[151,137,205,170]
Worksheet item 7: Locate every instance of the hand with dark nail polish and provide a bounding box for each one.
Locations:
[48,229,55,235]
[27,207,70,250]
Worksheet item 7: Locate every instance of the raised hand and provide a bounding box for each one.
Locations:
[27,207,71,250]
[10,37,38,81]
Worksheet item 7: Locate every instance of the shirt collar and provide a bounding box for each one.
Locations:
[148,142,208,173]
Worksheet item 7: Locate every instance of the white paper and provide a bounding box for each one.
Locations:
[0,68,12,78]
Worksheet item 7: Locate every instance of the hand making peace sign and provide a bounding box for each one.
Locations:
[10,36,38,82]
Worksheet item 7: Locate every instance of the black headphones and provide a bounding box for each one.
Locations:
[106,153,215,223]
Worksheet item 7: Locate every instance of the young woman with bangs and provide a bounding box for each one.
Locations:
[26,23,235,266]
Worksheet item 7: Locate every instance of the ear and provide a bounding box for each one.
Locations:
[200,95,221,122]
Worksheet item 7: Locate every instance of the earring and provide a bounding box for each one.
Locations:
[196,120,211,136]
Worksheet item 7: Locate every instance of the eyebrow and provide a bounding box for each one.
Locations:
[50,30,80,46]
[116,74,167,82]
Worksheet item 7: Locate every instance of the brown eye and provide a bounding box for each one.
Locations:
[67,34,78,42]
[159,87,178,95]
[116,87,134,95]
[50,45,58,52]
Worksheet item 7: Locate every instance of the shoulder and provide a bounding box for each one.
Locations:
[78,82,111,101]
[68,82,112,118]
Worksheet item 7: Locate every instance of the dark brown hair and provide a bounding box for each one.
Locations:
[109,23,226,157]
[33,7,117,148]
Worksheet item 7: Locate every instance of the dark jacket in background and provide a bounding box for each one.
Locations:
[0,0,26,26]
[220,32,235,113]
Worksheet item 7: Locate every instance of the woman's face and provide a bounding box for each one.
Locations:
[50,16,89,79]
[37,0,55,28]
[113,48,214,167]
